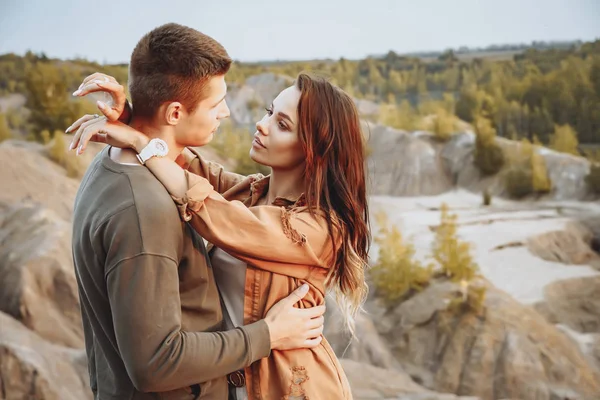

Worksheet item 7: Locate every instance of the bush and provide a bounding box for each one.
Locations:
[550,124,579,155]
[0,113,11,143]
[505,168,533,198]
[505,138,551,197]
[210,122,269,176]
[371,212,433,304]
[246,98,261,111]
[482,188,492,206]
[425,108,456,141]
[48,130,84,178]
[531,151,551,193]
[473,117,505,176]
[586,164,600,195]
[431,203,479,282]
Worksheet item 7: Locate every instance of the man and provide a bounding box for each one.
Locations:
[70,23,324,399]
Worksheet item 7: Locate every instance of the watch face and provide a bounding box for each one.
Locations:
[152,139,168,156]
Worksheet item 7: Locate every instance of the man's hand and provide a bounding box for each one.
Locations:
[72,72,130,123]
[264,284,326,351]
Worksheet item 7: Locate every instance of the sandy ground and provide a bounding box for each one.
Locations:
[369,190,600,304]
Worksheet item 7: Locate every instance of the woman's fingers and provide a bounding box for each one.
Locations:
[70,115,106,151]
[66,114,100,133]
[79,73,116,89]
[77,121,107,154]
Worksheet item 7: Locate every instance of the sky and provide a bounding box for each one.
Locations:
[1,0,599,63]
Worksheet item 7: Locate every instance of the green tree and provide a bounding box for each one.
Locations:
[24,62,89,140]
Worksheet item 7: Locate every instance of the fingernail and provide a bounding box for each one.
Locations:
[300,284,309,292]
[68,141,74,150]
[97,101,106,109]
[77,145,83,154]
[65,126,71,133]
[73,89,82,96]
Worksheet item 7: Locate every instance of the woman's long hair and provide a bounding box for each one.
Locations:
[295,73,370,334]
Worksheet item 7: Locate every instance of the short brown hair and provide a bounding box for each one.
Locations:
[129,23,231,118]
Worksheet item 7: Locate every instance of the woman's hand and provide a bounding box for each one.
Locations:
[67,115,148,155]
[72,72,129,122]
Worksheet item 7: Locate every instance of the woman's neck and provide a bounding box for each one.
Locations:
[265,163,305,205]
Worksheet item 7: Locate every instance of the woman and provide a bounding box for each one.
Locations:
[69,73,370,399]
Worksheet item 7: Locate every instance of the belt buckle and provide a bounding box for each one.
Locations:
[227,370,245,388]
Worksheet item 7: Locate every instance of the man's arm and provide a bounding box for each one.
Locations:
[106,251,325,393]
[107,253,269,393]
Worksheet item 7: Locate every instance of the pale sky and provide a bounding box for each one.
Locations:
[1,0,599,63]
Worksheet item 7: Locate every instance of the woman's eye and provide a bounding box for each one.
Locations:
[265,107,273,116]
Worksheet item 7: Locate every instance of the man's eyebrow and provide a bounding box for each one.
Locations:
[213,94,226,107]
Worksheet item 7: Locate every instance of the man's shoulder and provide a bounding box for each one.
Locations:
[75,153,182,235]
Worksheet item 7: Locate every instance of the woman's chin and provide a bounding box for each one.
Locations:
[249,150,267,167]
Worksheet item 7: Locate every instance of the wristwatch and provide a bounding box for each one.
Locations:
[136,138,169,164]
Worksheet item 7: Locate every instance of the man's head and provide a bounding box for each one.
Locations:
[129,23,231,146]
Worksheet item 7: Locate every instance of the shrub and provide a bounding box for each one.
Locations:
[586,163,600,195]
[428,108,456,141]
[371,212,433,304]
[431,203,479,282]
[482,188,492,206]
[0,113,11,143]
[473,117,505,176]
[210,122,269,176]
[505,168,533,198]
[48,130,84,178]
[550,124,579,155]
[505,138,551,197]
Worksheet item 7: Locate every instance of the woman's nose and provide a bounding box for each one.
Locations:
[256,116,268,135]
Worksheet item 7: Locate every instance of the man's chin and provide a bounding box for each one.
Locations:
[192,132,214,147]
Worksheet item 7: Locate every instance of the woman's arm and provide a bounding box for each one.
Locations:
[143,156,331,279]
[178,147,259,195]
[67,111,257,196]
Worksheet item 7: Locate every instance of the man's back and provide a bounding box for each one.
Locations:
[72,147,245,399]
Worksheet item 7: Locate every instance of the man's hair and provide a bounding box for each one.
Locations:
[128,23,231,118]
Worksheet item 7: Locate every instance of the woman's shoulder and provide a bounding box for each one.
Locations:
[221,173,268,202]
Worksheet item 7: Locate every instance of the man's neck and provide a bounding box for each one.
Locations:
[266,163,305,205]
[110,117,184,165]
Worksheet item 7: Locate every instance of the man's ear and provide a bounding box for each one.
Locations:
[165,102,184,125]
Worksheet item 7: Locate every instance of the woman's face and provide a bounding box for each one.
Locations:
[250,85,305,170]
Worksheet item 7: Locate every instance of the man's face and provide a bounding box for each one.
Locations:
[174,75,230,147]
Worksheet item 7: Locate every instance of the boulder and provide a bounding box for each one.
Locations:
[0,311,91,400]
[0,202,83,348]
[374,279,600,400]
